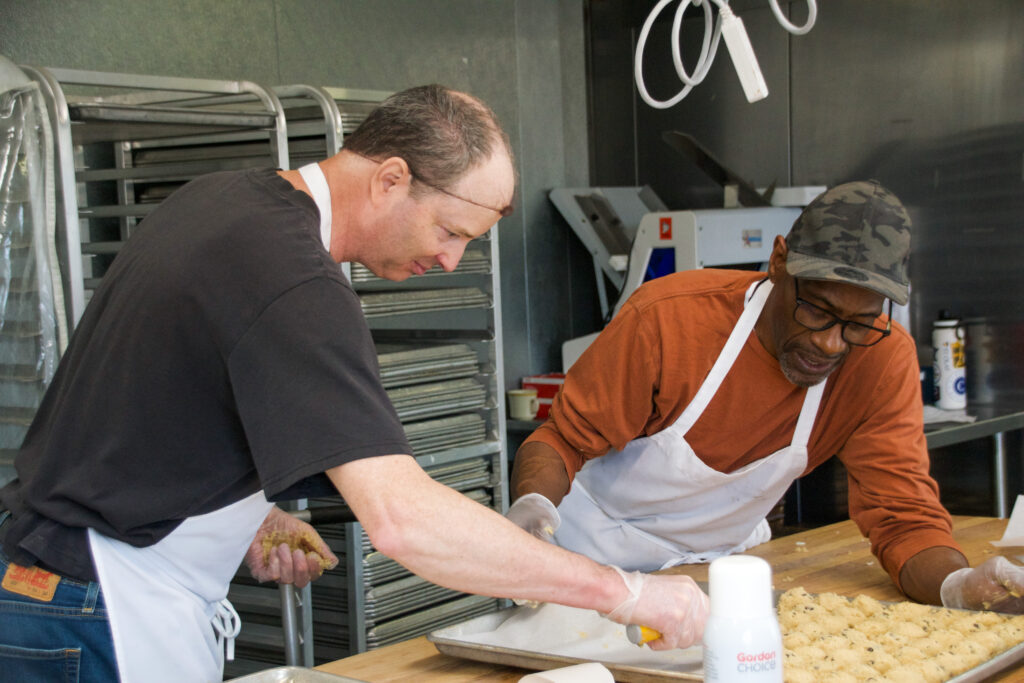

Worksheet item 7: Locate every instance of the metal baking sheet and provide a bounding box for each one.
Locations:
[226,666,368,682]
[352,249,490,282]
[428,603,703,682]
[949,643,1024,682]
[376,343,479,388]
[359,288,491,317]
[428,602,1024,682]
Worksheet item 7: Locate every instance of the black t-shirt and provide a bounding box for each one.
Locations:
[0,168,411,581]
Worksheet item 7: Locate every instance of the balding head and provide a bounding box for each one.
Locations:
[342,84,515,213]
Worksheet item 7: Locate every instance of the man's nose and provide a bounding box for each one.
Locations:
[436,241,468,273]
[810,324,847,356]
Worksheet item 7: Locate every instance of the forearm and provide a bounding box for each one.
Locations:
[898,546,968,605]
[328,455,621,610]
[511,441,572,505]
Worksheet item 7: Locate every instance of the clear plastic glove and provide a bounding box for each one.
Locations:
[600,566,710,651]
[941,556,1024,613]
[506,493,562,608]
[244,507,339,589]
[506,493,561,543]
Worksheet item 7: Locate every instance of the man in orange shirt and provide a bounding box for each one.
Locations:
[508,180,1024,613]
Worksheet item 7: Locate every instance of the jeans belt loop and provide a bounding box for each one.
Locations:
[84,578,100,612]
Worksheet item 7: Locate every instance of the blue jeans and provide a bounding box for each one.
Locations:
[0,511,118,682]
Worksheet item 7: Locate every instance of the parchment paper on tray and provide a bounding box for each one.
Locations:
[430,603,703,680]
[991,495,1024,548]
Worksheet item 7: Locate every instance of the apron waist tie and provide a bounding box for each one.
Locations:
[213,598,241,662]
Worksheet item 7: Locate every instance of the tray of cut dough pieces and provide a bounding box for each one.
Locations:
[427,587,1024,682]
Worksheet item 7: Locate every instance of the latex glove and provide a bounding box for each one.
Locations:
[244,507,339,589]
[505,493,561,543]
[601,566,710,651]
[506,493,562,608]
[941,556,1024,613]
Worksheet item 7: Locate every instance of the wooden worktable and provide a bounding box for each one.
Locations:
[317,516,1024,682]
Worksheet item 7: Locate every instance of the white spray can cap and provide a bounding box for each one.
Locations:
[708,555,774,618]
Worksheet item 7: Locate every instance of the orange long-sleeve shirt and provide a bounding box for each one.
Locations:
[525,269,960,588]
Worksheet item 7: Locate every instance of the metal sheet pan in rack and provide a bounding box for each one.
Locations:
[428,602,1024,682]
[387,378,487,421]
[370,593,501,648]
[405,413,486,455]
[351,250,490,282]
[377,343,479,387]
[360,288,491,317]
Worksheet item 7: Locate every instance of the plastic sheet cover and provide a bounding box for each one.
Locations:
[0,56,65,486]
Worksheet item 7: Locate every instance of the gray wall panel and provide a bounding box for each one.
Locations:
[509,0,592,374]
[586,0,638,187]
[272,1,519,95]
[0,0,591,393]
[0,0,281,80]
[791,2,1024,186]
[634,3,793,209]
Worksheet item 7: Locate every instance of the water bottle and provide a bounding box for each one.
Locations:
[933,312,966,410]
[703,555,782,682]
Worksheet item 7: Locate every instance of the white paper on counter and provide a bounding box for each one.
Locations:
[518,662,614,683]
[457,602,703,674]
[992,495,1024,547]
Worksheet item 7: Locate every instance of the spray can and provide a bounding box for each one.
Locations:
[702,556,782,682]
[933,312,966,410]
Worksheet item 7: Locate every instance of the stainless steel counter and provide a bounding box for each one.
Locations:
[925,403,1024,518]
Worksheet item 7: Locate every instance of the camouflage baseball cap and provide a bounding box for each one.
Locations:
[785,180,911,305]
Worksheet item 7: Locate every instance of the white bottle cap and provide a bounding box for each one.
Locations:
[708,555,774,618]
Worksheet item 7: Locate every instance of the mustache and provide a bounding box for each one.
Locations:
[786,342,844,364]
[801,351,842,364]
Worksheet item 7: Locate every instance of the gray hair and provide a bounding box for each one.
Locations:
[343,84,513,196]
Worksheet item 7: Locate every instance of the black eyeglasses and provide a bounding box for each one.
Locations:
[351,151,513,217]
[792,279,892,347]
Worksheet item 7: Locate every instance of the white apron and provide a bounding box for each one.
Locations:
[88,491,274,682]
[554,280,825,571]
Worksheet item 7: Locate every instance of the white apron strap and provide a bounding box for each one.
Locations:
[298,162,332,250]
[675,279,772,434]
[212,598,242,663]
[791,379,825,449]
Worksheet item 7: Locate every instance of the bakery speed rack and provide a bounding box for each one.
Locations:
[18,66,290,309]
[12,66,511,676]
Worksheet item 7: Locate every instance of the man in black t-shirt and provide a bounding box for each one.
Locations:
[0,85,710,681]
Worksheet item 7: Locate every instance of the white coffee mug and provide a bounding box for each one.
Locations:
[508,388,540,420]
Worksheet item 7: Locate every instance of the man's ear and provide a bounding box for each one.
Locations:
[768,235,788,283]
[370,156,413,203]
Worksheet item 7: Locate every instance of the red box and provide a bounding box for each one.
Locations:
[521,373,566,420]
